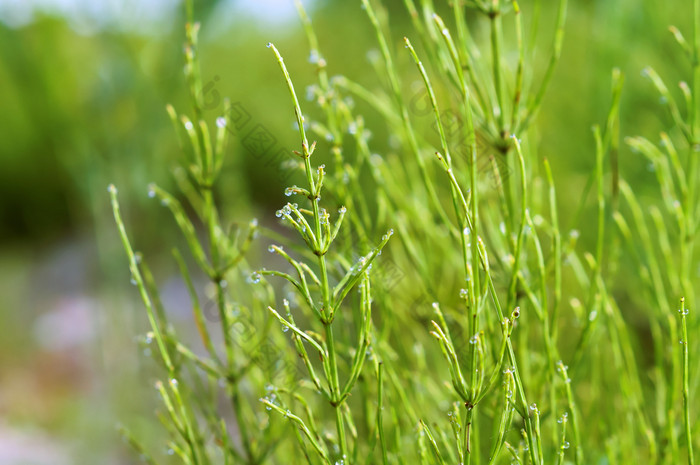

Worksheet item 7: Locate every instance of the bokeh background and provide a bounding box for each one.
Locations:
[0,0,689,463]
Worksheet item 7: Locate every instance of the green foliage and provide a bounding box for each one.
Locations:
[110,0,699,464]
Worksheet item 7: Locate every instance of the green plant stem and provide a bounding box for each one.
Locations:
[464,406,474,464]
[325,323,347,458]
[680,297,695,465]
[557,362,582,465]
[359,0,452,230]
[269,42,348,463]
[693,0,700,136]
[489,1,506,135]
[517,0,568,133]
[231,384,256,464]
[109,186,174,373]
[377,363,389,465]
[682,150,698,302]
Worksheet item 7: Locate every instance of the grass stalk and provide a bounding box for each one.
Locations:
[680,297,695,465]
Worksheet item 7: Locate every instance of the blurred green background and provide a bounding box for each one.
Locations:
[0,0,689,462]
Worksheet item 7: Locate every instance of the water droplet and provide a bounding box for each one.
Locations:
[459,288,468,299]
[268,245,276,253]
[248,271,262,284]
[216,117,226,128]
[282,325,289,333]
[529,403,537,411]
[562,441,570,449]
[308,49,320,64]
[170,378,178,387]
[338,206,347,214]
[266,42,272,48]
[469,334,479,344]
[184,121,194,130]
[107,184,117,194]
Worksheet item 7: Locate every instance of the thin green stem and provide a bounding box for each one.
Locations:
[268,42,349,463]
[680,297,695,465]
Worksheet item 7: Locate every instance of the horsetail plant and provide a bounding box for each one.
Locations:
[109,0,700,463]
[109,3,291,463]
[611,0,700,461]
[260,42,393,465]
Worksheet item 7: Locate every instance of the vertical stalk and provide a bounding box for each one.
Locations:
[464,406,474,464]
[230,384,256,464]
[268,42,348,463]
[693,0,700,136]
[360,0,453,230]
[680,297,695,465]
[489,2,506,135]
[109,186,174,373]
[377,363,389,465]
